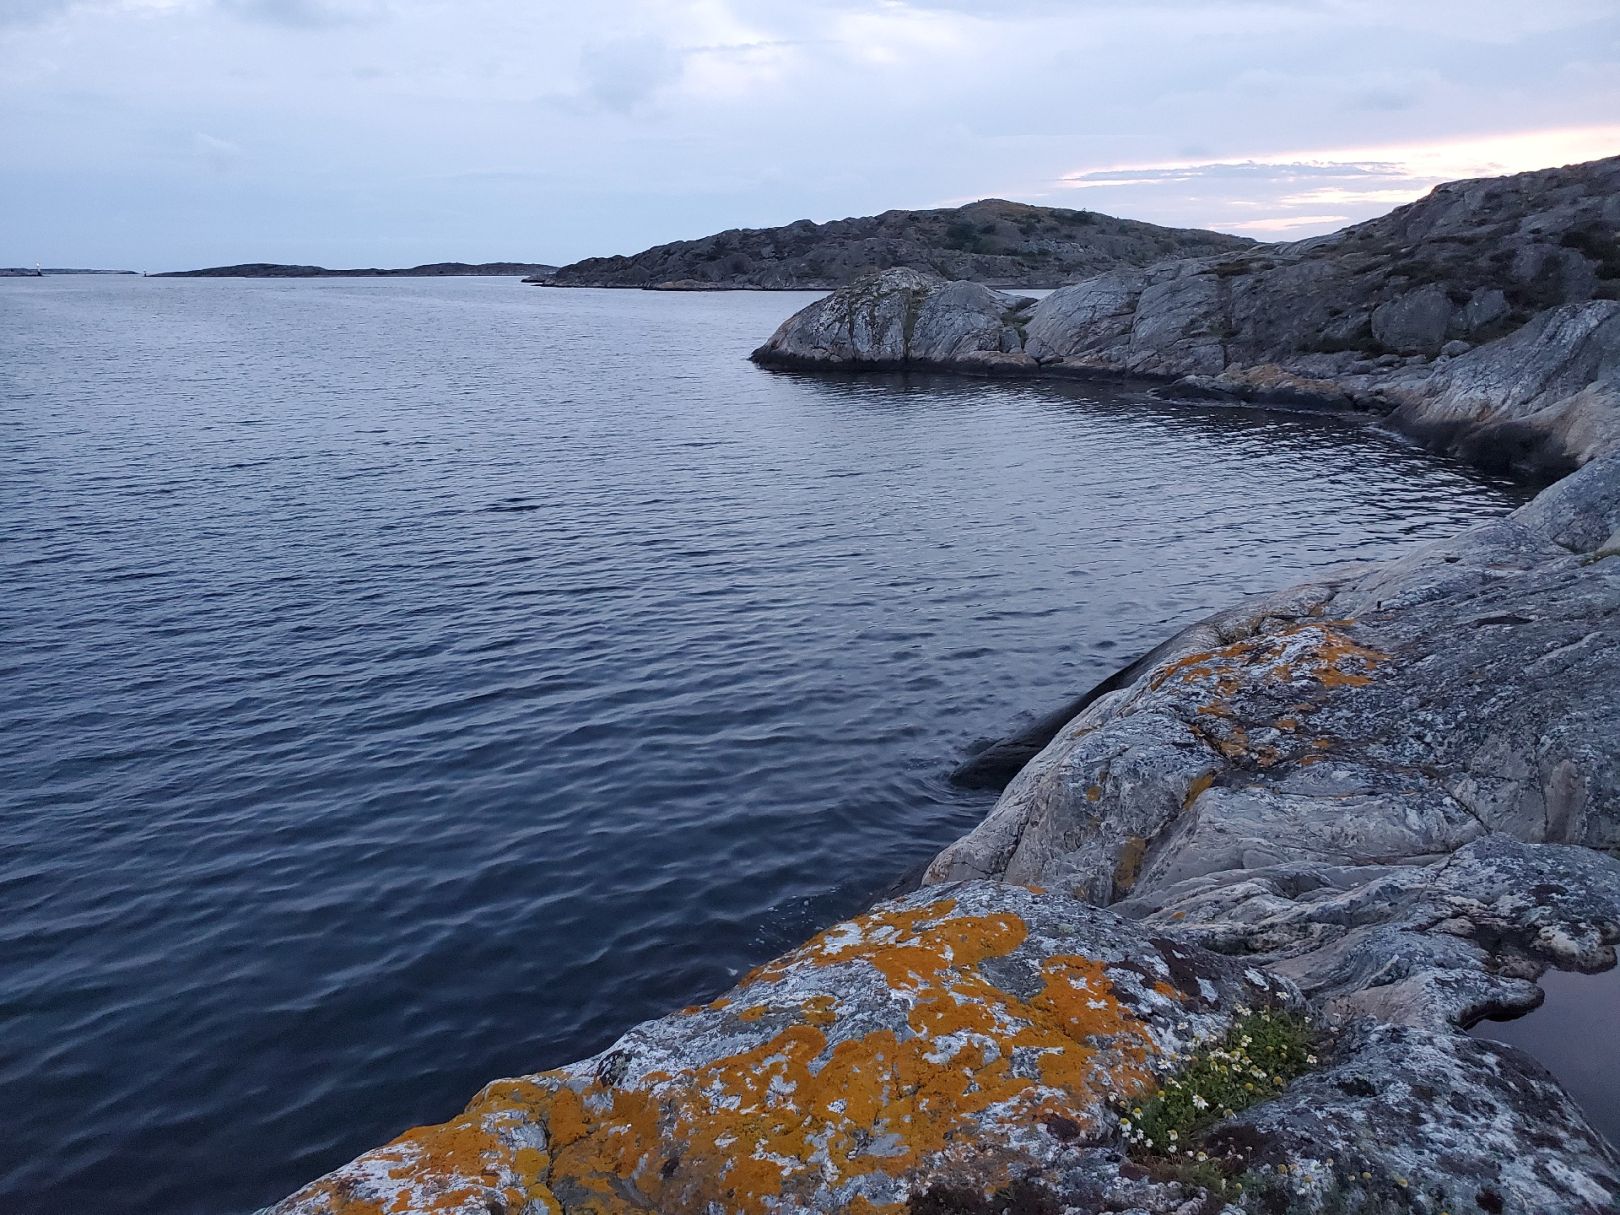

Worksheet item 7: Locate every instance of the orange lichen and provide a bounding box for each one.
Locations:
[1182,771,1217,810]
[1153,624,1384,699]
[1147,625,1384,769]
[548,901,1159,1211]
[285,898,1171,1215]
[284,1104,559,1215]
[1112,836,1149,898]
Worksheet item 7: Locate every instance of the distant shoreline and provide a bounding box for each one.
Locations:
[1,268,137,277]
[154,261,558,279]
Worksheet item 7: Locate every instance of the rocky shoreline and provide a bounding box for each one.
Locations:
[264,160,1619,1215]
[752,157,1620,478]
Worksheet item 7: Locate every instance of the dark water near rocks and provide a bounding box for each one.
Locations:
[0,277,1532,1214]
[1473,966,1620,1147]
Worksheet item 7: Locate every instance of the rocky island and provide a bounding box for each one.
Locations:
[265,159,1619,1215]
[529,200,1251,291]
[754,157,1620,477]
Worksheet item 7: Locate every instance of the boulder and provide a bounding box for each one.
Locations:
[751,269,1037,371]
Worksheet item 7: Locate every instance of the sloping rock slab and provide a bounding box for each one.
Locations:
[927,454,1620,901]
[263,884,1290,1215]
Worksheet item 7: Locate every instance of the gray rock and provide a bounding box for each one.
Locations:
[1213,1022,1620,1215]
[928,453,1620,902]
[754,155,1620,472]
[1390,300,1620,471]
[751,269,1037,370]
[1123,835,1620,1029]
[1371,283,1455,356]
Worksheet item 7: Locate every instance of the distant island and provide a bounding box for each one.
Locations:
[528,199,1253,290]
[155,262,558,279]
[1,268,137,276]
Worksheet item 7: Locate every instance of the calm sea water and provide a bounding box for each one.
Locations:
[0,277,1530,1214]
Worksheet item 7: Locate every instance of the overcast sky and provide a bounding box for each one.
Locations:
[3,0,1618,270]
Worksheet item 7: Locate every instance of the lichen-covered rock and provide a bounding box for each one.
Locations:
[263,884,1293,1215]
[929,453,1620,904]
[750,268,1037,371]
[1211,1023,1620,1215]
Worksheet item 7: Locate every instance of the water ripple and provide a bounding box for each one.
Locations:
[0,277,1528,1215]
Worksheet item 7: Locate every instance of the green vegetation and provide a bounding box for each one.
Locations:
[942,220,989,254]
[1121,1007,1316,1159]
[1117,1008,1504,1213]
[1559,223,1620,279]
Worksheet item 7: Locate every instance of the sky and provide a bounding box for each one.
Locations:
[2,0,1618,271]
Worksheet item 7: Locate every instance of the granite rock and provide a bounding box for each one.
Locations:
[261,884,1292,1215]
[927,454,1620,900]
[752,156,1620,472]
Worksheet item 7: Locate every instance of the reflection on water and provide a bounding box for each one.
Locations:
[1473,966,1620,1147]
[0,277,1531,1214]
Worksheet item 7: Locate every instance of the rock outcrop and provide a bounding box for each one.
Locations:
[929,453,1620,903]
[753,156,1620,472]
[534,199,1251,291]
[748,269,1039,372]
[266,886,1297,1215]
[264,875,1620,1215]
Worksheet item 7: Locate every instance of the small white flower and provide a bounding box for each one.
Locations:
[1191,1095,1209,1110]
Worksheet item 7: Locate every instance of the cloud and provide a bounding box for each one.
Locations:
[0,0,91,27]
[191,130,243,170]
[216,0,386,27]
[1054,126,1620,238]
[576,34,685,113]
[1222,213,1352,232]
[2,0,1617,265]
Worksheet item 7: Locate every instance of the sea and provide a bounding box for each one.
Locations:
[0,275,1535,1213]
